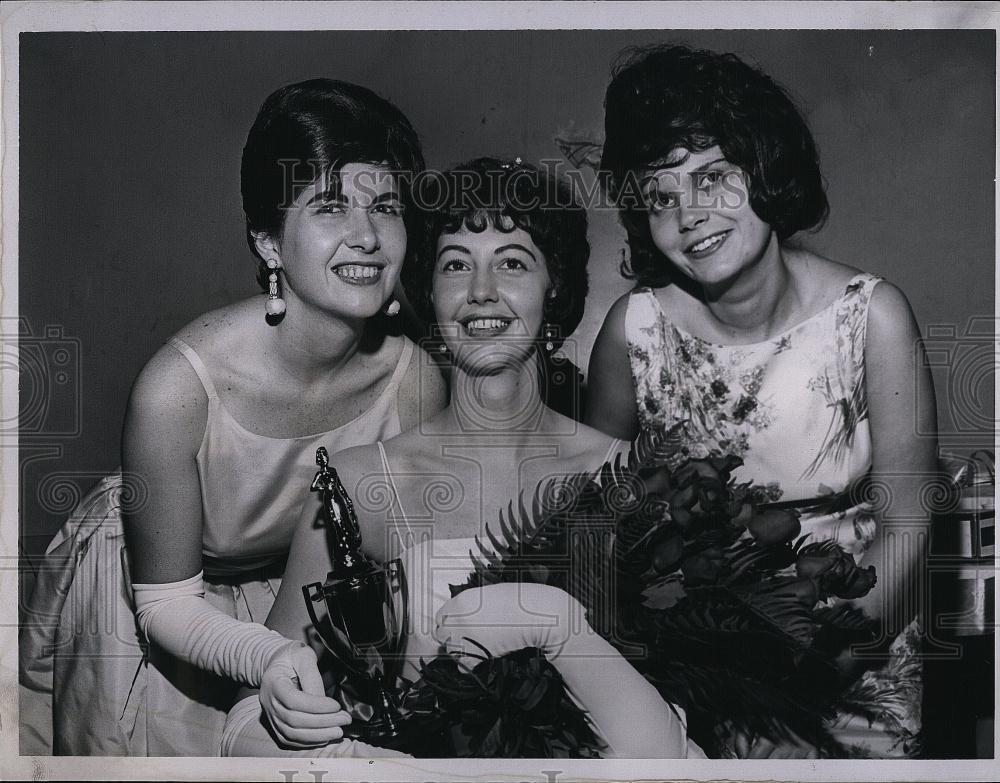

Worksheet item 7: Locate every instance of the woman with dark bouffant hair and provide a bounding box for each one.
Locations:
[20,79,445,756]
[586,44,937,757]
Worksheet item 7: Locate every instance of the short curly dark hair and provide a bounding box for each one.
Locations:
[403,157,590,350]
[601,44,829,287]
[241,79,425,291]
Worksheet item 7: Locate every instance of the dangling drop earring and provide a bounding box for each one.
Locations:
[384,299,401,317]
[265,259,286,317]
[543,288,558,351]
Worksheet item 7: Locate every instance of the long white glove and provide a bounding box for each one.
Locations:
[222,696,408,758]
[133,571,348,748]
[434,583,692,758]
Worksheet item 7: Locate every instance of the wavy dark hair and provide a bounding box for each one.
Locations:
[601,44,829,287]
[241,79,425,290]
[404,157,590,351]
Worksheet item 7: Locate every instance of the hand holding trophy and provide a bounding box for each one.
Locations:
[302,447,414,748]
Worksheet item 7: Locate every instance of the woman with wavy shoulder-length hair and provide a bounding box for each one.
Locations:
[587,44,937,758]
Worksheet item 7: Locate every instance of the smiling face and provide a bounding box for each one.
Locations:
[644,146,775,289]
[262,162,407,321]
[431,221,552,373]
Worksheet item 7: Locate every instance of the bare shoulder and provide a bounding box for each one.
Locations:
[601,291,634,335]
[557,416,624,471]
[326,442,387,503]
[790,250,864,302]
[589,290,634,369]
[123,338,212,468]
[171,298,261,362]
[867,279,919,336]
[128,338,208,423]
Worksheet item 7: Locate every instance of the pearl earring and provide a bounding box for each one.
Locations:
[265,259,286,317]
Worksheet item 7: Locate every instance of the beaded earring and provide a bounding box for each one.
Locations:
[265,259,286,317]
[543,288,558,351]
[543,325,556,352]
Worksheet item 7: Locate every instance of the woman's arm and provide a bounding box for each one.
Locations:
[229,447,384,752]
[435,584,691,758]
[121,342,343,747]
[856,282,938,638]
[121,343,208,583]
[584,293,640,440]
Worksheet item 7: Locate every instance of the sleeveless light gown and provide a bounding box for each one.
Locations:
[624,273,922,757]
[20,336,415,756]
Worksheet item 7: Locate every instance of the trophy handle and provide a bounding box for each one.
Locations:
[302,582,368,682]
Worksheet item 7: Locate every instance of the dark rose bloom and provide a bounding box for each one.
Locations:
[709,455,743,478]
[670,484,697,510]
[782,576,820,607]
[745,508,801,547]
[670,507,693,530]
[688,459,724,481]
[650,532,685,575]
[681,547,728,586]
[729,501,753,528]
[833,563,877,599]
[795,542,877,601]
[641,468,673,496]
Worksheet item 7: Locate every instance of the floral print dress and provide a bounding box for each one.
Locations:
[625,272,921,758]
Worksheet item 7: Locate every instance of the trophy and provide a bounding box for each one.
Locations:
[302,446,411,745]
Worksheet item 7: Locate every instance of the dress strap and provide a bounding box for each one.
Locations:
[841,272,884,343]
[387,339,414,390]
[376,441,413,539]
[167,337,219,401]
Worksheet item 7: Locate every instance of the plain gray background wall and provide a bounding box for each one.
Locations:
[18,30,995,553]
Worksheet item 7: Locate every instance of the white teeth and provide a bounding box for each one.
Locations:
[335,264,381,279]
[466,318,509,330]
[690,234,725,253]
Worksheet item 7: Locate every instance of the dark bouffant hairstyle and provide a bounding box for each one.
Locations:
[601,44,829,287]
[403,157,590,351]
[241,79,425,290]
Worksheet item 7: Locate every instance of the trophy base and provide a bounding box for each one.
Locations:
[346,713,453,757]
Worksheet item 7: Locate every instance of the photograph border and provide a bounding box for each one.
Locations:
[2,2,998,781]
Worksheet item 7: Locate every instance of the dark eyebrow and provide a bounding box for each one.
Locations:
[494,243,537,262]
[371,190,402,204]
[690,158,727,175]
[306,186,346,207]
[437,244,470,259]
[640,157,727,188]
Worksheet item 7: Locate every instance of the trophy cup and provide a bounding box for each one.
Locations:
[302,446,411,746]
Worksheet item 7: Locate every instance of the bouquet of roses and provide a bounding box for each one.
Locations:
[403,424,880,757]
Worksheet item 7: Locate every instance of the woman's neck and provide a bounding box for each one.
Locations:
[261,299,371,382]
[441,358,554,435]
[699,238,798,342]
